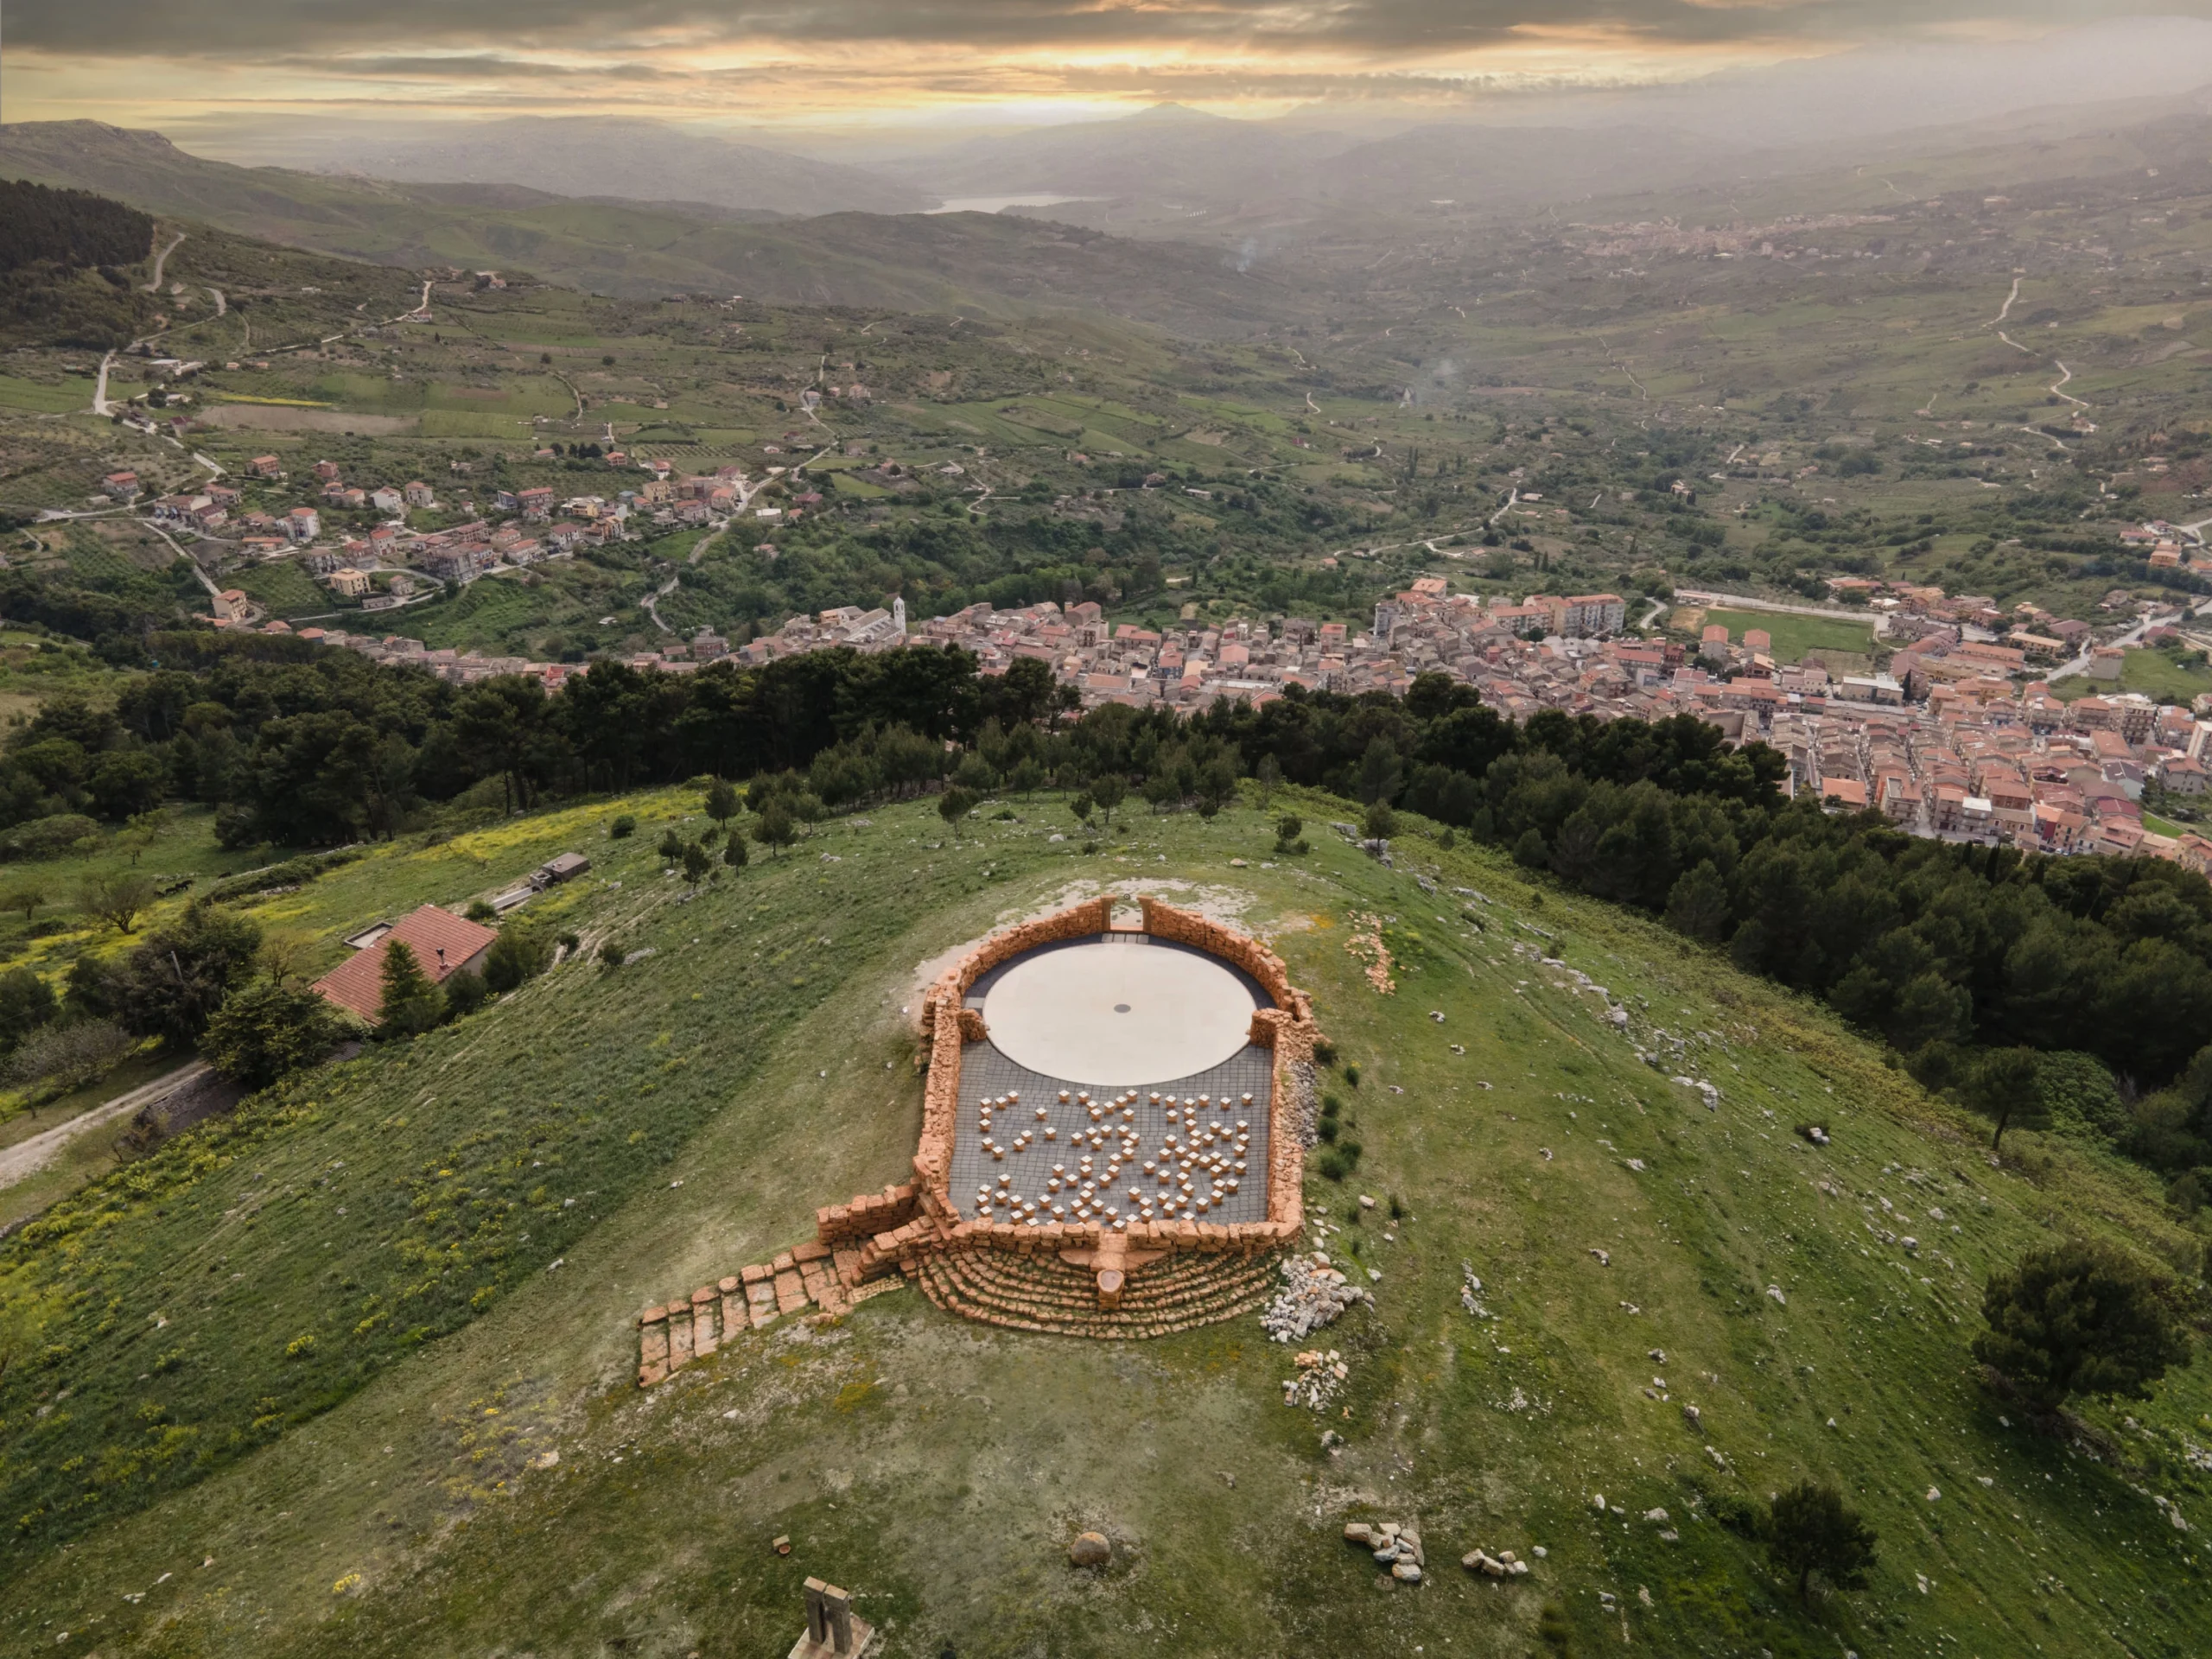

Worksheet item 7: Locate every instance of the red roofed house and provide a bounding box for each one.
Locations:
[312,904,499,1023]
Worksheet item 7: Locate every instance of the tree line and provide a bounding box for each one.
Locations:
[5,573,2210,1186]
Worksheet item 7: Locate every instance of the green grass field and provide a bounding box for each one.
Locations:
[1686,607,1878,664]
[0,787,2202,1656]
[2052,645,2212,705]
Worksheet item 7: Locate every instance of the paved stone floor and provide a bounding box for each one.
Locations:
[950,1041,1275,1230]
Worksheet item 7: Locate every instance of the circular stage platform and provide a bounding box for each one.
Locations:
[978,938,1260,1082]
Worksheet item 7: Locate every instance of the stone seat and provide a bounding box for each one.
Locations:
[912,1245,1279,1338]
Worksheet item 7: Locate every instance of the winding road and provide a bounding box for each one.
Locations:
[142,230,185,295]
[0,1062,209,1192]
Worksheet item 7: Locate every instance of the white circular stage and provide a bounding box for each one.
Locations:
[980,941,1258,1084]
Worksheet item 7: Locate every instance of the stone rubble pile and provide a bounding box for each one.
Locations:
[1460,1261,1492,1319]
[1262,1251,1370,1342]
[1462,1546,1531,1579]
[1344,1521,1426,1583]
[1284,1347,1349,1410]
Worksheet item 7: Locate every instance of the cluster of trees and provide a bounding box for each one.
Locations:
[0,180,152,275]
[0,182,159,350]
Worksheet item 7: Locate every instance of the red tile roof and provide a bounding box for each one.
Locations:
[312,904,499,1021]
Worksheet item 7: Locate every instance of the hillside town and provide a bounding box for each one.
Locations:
[116,448,2212,877]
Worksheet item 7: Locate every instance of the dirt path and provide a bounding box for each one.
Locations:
[0,1061,208,1191]
[143,230,186,294]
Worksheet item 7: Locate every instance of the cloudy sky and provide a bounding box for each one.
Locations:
[3,1,2207,130]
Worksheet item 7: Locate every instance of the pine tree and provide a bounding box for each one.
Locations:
[377,941,443,1037]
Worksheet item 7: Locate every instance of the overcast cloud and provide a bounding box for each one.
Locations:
[4,0,2209,125]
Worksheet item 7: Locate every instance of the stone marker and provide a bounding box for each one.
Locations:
[1069,1531,1112,1567]
[791,1576,872,1658]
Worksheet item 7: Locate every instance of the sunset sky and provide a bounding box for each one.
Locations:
[2,1,2204,131]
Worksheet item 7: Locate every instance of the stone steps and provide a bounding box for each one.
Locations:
[912,1247,1279,1338]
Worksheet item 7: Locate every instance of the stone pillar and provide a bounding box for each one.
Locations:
[798,1578,862,1656]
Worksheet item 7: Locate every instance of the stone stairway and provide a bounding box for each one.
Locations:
[911,1245,1280,1338]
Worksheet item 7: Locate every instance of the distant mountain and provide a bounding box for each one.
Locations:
[0,121,1311,335]
[327,117,929,218]
[879,104,1359,205]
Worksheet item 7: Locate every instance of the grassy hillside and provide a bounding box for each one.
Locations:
[0,786,2202,1656]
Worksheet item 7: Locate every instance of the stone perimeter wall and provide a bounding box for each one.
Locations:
[637,897,1322,1383]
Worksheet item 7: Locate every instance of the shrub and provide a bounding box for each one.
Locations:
[464,899,496,924]
[1973,1241,2192,1414]
[681,842,713,886]
[439,970,489,1021]
[79,872,158,934]
[3,1018,135,1090]
[1344,1063,1361,1087]
[1316,1149,1350,1181]
[657,830,683,861]
[202,980,340,1088]
[609,814,636,839]
[0,812,99,861]
[483,926,553,993]
[0,965,60,1052]
[938,785,978,828]
[2037,1051,2127,1141]
[598,938,626,969]
[1764,1481,1878,1604]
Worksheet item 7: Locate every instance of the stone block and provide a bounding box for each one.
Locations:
[772,1250,796,1274]
[743,1263,774,1285]
[793,1241,830,1263]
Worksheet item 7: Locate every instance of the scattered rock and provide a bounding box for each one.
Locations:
[1357,1194,1377,1210]
[1589,1248,1611,1267]
[1765,1285,1787,1306]
[1391,1561,1422,1583]
[1459,1262,1491,1320]
[1643,1508,1669,1523]
[1069,1531,1112,1567]
[1282,1347,1351,1410]
[1682,1403,1701,1428]
[1925,1486,1941,1503]
[1262,1255,1371,1343]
